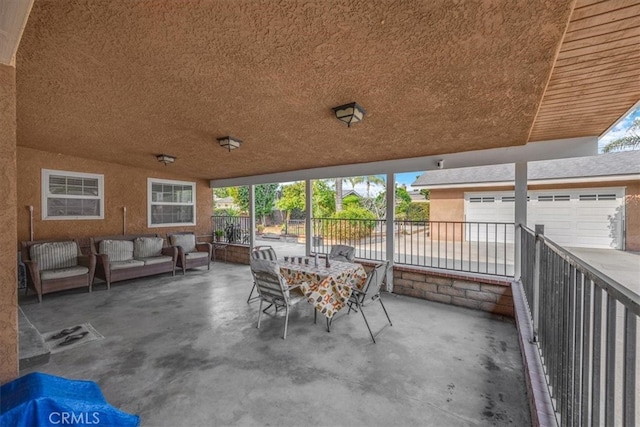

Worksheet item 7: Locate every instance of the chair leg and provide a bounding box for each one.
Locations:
[247,283,257,304]
[326,316,332,333]
[257,299,264,329]
[283,305,290,339]
[379,298,392,326]
[358,302,376,343]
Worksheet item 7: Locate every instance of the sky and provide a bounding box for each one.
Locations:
[597,104,640,152]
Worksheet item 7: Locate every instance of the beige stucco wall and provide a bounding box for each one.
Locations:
[0,64,18,384]
[17,147,213,246]
[430,180,640,251]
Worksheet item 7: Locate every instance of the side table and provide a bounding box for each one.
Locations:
[212,243,228,263]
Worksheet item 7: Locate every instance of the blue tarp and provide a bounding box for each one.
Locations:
[1,372,140,427]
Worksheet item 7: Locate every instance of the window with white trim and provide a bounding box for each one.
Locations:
[42,169,104,220]
[148,178,196,227]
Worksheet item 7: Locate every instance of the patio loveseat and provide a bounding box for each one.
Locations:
[90,234,177,289]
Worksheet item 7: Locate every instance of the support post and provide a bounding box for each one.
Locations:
[385,173,395,292]
[514,162,527,281]
[305,179,312,256]
[249,185,256,250]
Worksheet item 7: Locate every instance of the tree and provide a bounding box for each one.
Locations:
[419,188,430,200]
[213,187,230,198]
[602,117,640,153]
[313,180,336,218]
[277,182,305,225]
[363,175,385,198]
[236,184,279,225]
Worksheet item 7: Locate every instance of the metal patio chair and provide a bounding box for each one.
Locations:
[328,244,356,262]
[247,246,278,303]
[346,260,392,343]
[249,258,306,339]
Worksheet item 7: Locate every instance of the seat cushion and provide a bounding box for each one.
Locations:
[40,265,89,281]
[134,237,164,258]
[30,241,78,271]
[100,240,134,262]
[185,252,209,260]
[109,259,145,270]
[137,256,173,266]
[169,234,196,254]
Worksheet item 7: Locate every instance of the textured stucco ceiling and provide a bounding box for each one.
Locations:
[16,0,575,180]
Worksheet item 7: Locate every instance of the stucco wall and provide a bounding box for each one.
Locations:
[17,147,212,247]
[429,180,640,251]
[0,64,18,384]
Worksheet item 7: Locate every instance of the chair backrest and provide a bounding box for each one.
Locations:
[251,245,277,261]
[167,232,197,253]
[328,245,355,262]
[359,261,389,302]
[249,258,290,303]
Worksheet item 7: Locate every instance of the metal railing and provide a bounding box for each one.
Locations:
[519,225,638,426]
[212,215,250,245]
[395,220,513,276]
[312,218,513,276]
[312,217,386,261]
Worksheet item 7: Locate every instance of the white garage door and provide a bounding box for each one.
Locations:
[464,188,625,249]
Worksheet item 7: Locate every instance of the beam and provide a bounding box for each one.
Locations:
[210,137,597,188]
[0,0,34,66]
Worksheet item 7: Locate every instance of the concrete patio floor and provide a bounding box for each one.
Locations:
[19,262,531,426]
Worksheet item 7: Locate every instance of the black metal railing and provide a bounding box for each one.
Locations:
[311,218,513,276]
[211,215,250,245]
[312,217,386,261]
[519,225,638,426]
[394,220,513,276]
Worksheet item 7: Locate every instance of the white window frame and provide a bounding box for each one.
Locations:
[41,169,104,220]
[148,178,196,227]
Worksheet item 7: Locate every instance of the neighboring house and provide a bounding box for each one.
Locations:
[342,189,363,200]
[412,151,640,251]
[409,190,429,203]
[215,196,238,210]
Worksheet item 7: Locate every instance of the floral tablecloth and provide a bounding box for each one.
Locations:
[279,259,367,319]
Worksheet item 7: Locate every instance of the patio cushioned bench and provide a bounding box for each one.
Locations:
[90,234,177,289]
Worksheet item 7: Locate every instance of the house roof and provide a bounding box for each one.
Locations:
[412,151,640,188]
[9,1,640,180]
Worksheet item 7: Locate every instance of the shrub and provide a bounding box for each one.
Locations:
[323,207,377,241]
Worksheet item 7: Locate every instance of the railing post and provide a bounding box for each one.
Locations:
[385,173,395,292]
[532,224,543,343]
[249,185,255,250]
[305,179,312,256]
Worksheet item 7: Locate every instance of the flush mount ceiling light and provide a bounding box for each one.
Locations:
[332,102,366,127]
[156,154,176,165]
[217,136,242,152]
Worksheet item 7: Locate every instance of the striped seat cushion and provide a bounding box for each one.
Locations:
[133,237,164,258]
[30,241,78,272]
[169,234,196,254]
[251,247,277,261]
[99,240,134,262]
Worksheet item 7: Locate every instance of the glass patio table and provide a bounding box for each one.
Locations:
[278,258,367,319]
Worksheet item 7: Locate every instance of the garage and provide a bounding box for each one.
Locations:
[464,188,625,249]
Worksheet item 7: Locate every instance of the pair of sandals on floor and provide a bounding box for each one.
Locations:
[51,325,88,346]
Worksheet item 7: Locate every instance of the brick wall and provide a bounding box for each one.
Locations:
[220,244,250,265]
[392,265,514,317]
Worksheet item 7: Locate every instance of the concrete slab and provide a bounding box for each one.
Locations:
[18,306,50,370]
[19,263,531,426]
[566,247,640,295]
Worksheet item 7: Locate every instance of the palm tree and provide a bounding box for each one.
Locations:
[363,175,385,198]
[602,117,640,153]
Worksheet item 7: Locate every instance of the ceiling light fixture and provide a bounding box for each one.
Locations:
[332,102,366,127]
[217,136,242,152]
[156,154,176,165]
